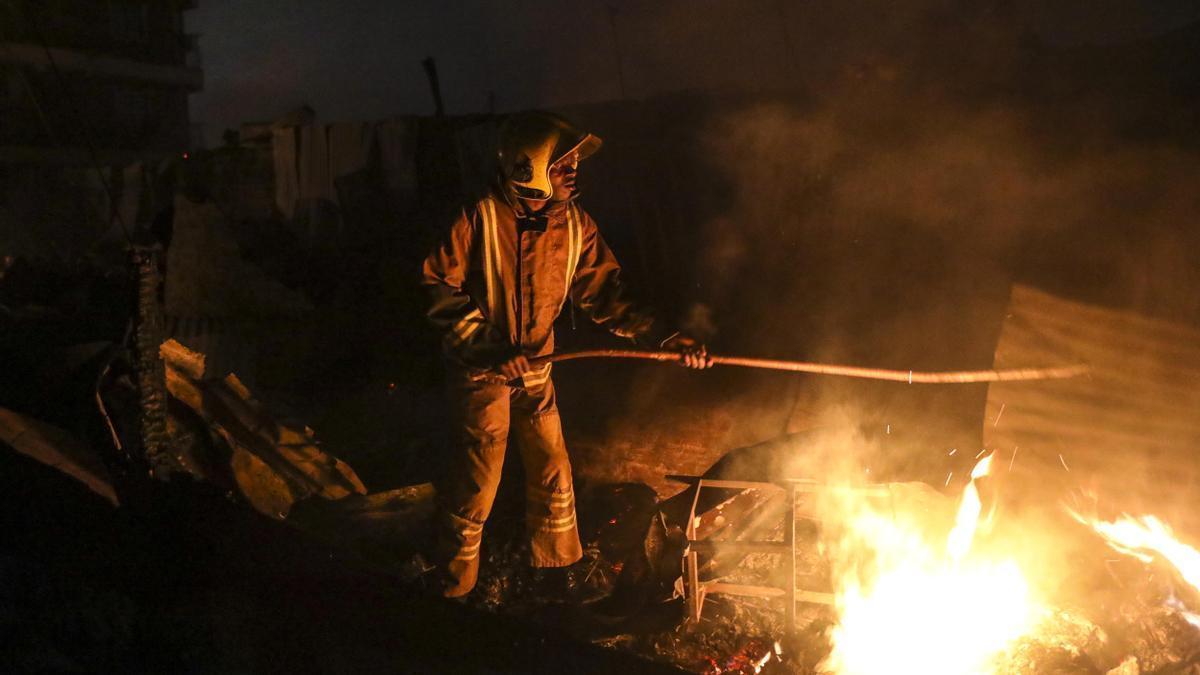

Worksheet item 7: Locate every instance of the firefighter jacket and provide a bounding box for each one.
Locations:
[422,190,670,383]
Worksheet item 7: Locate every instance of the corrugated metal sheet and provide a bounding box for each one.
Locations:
[985,285,1200,509]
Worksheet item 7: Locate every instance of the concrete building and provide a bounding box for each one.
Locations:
[0,1,202,258]
[0,1,203,163]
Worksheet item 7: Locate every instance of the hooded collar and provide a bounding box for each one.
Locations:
[494,182,571,232]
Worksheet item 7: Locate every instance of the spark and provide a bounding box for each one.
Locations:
[886,424,891,435]
[1009,447,1018,471]
[949,448,957,456]
[1059,454,1070,472]
[975,449,988,459]
[993,403,1006,427]
[945,472,954,486]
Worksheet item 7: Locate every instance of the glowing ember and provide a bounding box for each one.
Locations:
[822,455,1043,675]
[1167,595,1200,630]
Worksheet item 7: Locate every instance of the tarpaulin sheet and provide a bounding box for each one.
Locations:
[271,126,299,219]
[376,116,419,204]
[274,122,375,217]
[328,122,373,188]
[298,124,333,203]
[453,120,500,200]
[985,285,1200,508]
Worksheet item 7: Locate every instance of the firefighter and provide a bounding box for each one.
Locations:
[422,111,710,598]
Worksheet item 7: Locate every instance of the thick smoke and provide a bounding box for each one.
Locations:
[563,8,1200,502]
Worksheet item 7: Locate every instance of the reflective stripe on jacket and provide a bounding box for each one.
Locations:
[422,190,667,371]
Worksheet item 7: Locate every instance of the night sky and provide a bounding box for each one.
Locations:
[188,0,1200,145]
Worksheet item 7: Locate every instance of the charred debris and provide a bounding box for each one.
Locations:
[6,238,1200,673]
[0,246,692,672]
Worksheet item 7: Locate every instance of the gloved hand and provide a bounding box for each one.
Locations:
[496,353,532,380]
[662,334,713,369]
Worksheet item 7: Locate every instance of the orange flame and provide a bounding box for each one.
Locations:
[1069,511,1200,597]
[946,454,993,562]
[822,455,1043,674]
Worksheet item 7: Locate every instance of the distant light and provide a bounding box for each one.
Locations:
[182,152,189,159]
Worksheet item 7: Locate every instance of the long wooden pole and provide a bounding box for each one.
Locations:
[524,350,1089,384]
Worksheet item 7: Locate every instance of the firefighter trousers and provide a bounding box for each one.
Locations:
[438,373,582,598]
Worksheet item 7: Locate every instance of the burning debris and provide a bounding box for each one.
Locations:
[818,455,1041,675]
[423,413,1200,674]
[545,427,1200,674]
[4,246,1200,675]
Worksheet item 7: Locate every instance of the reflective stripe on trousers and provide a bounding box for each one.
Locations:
[437,373,582,598]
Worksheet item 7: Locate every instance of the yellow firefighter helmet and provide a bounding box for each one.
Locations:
[497,111,602,201]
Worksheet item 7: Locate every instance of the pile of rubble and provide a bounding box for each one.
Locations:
[8,252,1200,675]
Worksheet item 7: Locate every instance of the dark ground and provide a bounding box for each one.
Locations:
[0,447,690,674]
